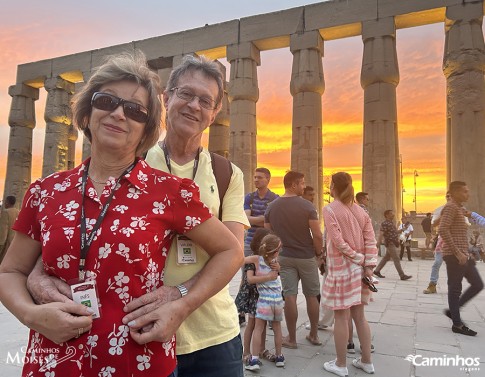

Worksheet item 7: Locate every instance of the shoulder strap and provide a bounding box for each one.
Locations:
[210,152,233,221]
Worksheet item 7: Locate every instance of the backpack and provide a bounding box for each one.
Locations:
[209,152,233,221]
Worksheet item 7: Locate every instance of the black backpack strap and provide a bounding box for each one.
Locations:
[210,152,233,221]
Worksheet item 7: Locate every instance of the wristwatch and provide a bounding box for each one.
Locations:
[176,284,188,297]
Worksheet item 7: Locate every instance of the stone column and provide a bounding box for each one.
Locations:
[227,42,260,193]
[290,31,325,211]
[209,61,230,158]
[443,2,485,213]
[4,84,39,205]
[67,124,78,170]
[42,77,75,177]
[360,18,401,224]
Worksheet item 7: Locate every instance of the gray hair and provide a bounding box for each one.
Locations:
[72,50,162,156]
[166,55,224,106]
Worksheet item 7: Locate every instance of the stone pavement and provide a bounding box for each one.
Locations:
[1,257,484,377]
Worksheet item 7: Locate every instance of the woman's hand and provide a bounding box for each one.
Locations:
[269,260,280,272]
[25,302,94,344]
[363,266,374,278]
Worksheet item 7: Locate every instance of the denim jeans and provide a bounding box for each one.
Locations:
[177,335,243,377]
[167,368,178,377]
[443,255,484,326]
[429,251,443,284]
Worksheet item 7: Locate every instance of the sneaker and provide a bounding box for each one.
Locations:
[323,359,348,377]
[245,358,260,371]
[452,325,477,336]
[347,342,355,354]
[352,358,375,374]
[275,355,285,367]
[360,344,375,353]
[305,323,328,330]
[373,271,385,278]
[400,275,412,281]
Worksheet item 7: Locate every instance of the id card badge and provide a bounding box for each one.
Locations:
[70,280,101,319]
[177,235,197,264]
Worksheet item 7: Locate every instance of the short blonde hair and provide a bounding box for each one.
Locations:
[72,51,162,156]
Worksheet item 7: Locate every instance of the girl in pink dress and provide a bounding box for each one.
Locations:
[321,172,378,377]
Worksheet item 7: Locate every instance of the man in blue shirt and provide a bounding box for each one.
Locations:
[244,168,279,256]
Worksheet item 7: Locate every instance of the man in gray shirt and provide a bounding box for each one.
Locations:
[264,171,323,348]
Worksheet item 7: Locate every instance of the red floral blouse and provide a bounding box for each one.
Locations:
[13,158,212,377]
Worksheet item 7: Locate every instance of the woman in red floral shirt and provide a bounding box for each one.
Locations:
[0,52,241,377]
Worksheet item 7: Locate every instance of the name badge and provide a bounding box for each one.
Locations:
[71,281,101,319]
[177,235,196,264]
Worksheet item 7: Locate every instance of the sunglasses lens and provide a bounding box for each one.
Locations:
[92,93,148,123]
[123,102,148,123]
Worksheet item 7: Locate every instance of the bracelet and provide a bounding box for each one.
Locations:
[176,284,188,297]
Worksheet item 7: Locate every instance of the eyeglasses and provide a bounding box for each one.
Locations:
[91,92,149,123]
[170,87,217,110]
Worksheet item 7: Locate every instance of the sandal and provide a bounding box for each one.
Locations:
[259,349,276,362]
[306,334,322,346]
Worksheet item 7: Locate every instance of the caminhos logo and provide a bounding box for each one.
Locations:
[404,354,480,372]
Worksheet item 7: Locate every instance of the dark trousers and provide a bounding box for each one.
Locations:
[443,255,484,326]
[400,243,412,260]
[177,335,243,377]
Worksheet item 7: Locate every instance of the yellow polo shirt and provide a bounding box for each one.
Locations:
[145,145,249,354]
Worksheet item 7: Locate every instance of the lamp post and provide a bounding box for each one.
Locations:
[413,170,419,213]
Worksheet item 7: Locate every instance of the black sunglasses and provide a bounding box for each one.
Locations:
[91,92,149,123]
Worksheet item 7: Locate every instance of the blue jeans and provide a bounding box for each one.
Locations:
[177,335,243,377]
[167,368,178,377]
[429,252,443,284]
[443,255,484,326]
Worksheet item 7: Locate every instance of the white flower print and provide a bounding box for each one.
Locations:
[58,200,80,221]
[152,201,165,214]
[137,170,148,183]
[115,285,130,301]
[63,227,75,242]
[57,254,77,269]
[114,271,129,286]
[127,187,141,199]
[162,336,176,358]
[43,230,51,247]
[53,179,71,192]
[116,243,142,264]
[99,366,116,376]
[121,227,135,237]
[130,216,148,230]
[180,189,193,200]
[136,354,151,371]
[85,334,99,367]
[185,216,201,229]
[98,243,112,259]
[113,205,128,214]
[110,219,120,232]
[108,325,129,355]
[42,353,57,370]
[85,218,96,233]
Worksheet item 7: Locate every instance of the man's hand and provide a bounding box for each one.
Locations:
[125,298,190,344]
[25,302,94,344]
[27,257,72,304]
[123,286,180,324]
[457,252,468,265]
[463,208,472,218]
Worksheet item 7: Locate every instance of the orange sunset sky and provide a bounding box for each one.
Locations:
[0,1,475,213]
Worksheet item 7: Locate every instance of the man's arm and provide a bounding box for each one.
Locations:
[245,209,264,227]
[309,219,323,257]
[439,205,467,264]
[376,230,384,246]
